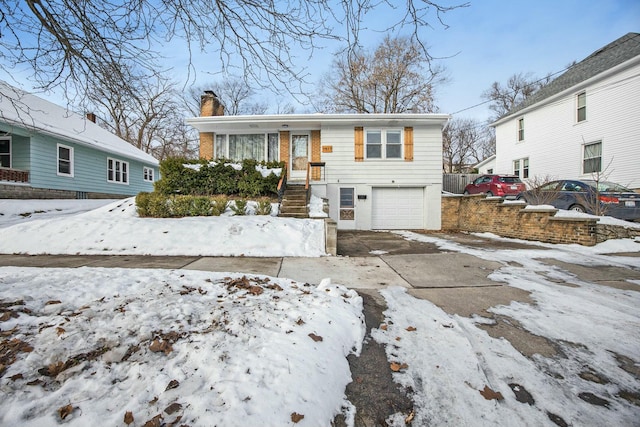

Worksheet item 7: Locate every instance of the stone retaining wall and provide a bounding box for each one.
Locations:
[441,194,639,246]
[0,183,129,200]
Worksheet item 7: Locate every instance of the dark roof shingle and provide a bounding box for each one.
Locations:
[501,32,640,119]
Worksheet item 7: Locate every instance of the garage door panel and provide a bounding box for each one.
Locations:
[372,187,423,229]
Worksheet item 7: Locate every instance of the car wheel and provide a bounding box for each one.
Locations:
[570,204,586,213]
[463,190,469,195]
[486,191,494,197]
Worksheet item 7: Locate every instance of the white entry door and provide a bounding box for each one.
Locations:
[290,134,309,180]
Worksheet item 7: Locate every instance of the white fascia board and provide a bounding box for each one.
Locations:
[186,113,450,132]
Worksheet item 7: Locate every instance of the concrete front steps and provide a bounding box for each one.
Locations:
[279,185,309,218]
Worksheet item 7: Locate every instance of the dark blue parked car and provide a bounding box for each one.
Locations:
[517,179,640,222]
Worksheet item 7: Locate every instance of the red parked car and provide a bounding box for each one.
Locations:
[463,175,526,198]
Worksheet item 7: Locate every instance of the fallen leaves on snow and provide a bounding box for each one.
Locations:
[57,404,74,420]
[479,385,504,401]
[291,412,305,423]
[390,362,409,372]
[308,333,324,342]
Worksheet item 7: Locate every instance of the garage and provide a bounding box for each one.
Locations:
[372,187,424,229]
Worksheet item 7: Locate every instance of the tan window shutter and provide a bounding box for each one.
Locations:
[404,127,414,161]
[354,127,364,162]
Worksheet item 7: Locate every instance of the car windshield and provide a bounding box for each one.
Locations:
[498,177,522,183]
[584,181,633,193]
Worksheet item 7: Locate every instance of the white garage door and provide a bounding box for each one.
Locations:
[372,187,424,229]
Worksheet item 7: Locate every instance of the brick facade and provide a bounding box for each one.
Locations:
[440,194,635,246]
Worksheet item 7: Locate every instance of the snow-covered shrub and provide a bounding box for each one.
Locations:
[231,199,248,215]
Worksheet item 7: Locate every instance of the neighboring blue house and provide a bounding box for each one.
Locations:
[0,81,159,199]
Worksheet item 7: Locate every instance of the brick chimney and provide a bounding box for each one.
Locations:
[199,91,224,159]
[86,112,97,123]
[200,91,224,116]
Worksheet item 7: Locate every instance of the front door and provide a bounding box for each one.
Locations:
[290,134,309,180]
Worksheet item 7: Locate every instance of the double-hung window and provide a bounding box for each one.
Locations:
[522,158,529,179]
[0,136,10,168]
[513,159,521,177]
[108,158,129,184]
[57,144,73,177]
[365,129,402,159]
[583,141,602,174]
[517,118,525,141]
[143,166,154,182]
[577,92,586,122]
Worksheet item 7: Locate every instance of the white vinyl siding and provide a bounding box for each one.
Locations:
[321,123,442,230]
[494,60,640,188]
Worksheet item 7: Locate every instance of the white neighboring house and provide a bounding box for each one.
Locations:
[187,103,449,230]
[492,33,640,190]
[474,155,496,174]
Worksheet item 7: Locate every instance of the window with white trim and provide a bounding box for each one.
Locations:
[339,188,355,220]
[513,159,520,177]
[214,133,279,162]
[57,144,73,177]
[143,166,154,182]
[108,158,129,184]
[0,136,10,168]
[522,158,529,178]
[583,141,602,174]
[517,118,525,141]
[577,92,586,122]
[365,129,402,159]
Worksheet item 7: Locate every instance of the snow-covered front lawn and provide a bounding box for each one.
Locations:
[0,268,364,426]
[0,198,326,257]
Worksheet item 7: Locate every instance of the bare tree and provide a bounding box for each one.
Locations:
[442,118,487,172]
[481,72,551,120]
[317,35,447,113]
[86,76,197,160]
[1,1,467,104]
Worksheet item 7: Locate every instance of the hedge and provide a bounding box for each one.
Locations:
[154,157,284,198]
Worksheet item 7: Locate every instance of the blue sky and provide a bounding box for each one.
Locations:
[170,0,639,121]
[4,0,639,123]
[416,0,640,121]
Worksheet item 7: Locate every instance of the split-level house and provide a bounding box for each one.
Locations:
[0,81,159,199]
[492,33,640,190]
[187,92,449,230]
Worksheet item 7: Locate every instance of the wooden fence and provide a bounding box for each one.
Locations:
[442,173,480,194]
